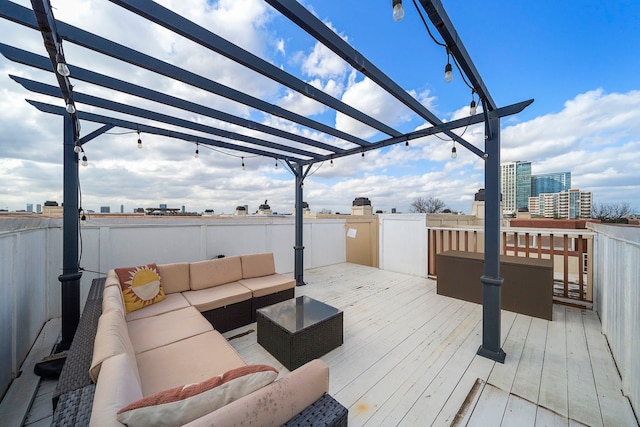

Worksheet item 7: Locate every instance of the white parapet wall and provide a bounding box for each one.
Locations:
[589,222,640,416]
[378,214,428,277]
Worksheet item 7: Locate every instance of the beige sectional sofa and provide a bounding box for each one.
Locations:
[84,253,346,426]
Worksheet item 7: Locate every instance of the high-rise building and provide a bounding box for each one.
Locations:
[26,203,33,212]
[528,189,592,219]
[501,161,531,215]
[531,172,571,197]
[100,206,111,213]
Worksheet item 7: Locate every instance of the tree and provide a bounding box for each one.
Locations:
[318,208,332,214]
[592,201,632,223]
[410,196,447,213]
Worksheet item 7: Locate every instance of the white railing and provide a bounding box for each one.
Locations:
[589,222,640,415]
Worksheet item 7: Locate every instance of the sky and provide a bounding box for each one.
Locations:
[1,0,639,215]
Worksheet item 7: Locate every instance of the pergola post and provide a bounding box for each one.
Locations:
[477,116,506,363]
[294,164,305,286]
[58,113,82,350]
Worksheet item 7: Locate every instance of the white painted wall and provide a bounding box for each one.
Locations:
[589,223,640,416]
[0,218,62,398]
[378,214,427,277]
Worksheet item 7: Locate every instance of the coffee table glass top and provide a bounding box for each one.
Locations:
[257,296,341,334]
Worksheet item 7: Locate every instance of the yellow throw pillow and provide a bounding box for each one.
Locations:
[114,263,165,313]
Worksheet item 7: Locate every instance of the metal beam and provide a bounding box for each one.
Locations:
[0,43,349,154]
[264,0,477,148]
[0,1,372,147]
[13,76,323,159]
[419,0,496,110]
[110,0,402,138]
[78,124,114,146]
[27,100,305,162]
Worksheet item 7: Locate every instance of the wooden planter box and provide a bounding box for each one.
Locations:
[436,250,553,320]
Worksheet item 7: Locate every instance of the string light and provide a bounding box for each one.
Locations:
[330,159,334,167]
[65,102,76,114]
[137,130,142,149]
[444,62,453,83]
[274,159,278,170]
[74,143,82,154]
[194,142,199,158]
[405,141,409,151]
[55,52,70,77]
[82,154,88,166]
[392,0,405,22]
[241,157,246,170]
[451,142,457,159]
[361,151,365,160]
[470,90,478,115]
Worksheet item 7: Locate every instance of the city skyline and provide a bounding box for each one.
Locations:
[1,0,639,215]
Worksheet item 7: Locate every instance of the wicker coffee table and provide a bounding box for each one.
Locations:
[257,296,343,370]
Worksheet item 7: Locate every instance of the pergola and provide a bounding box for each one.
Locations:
[0,0,532,363]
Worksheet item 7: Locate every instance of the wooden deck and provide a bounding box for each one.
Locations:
[224,263,637,427]
[19,263,637,426]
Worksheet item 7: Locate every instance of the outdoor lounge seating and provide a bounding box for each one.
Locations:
[51,253,348,426]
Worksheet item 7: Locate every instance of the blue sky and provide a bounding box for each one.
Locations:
[1,0,639,215]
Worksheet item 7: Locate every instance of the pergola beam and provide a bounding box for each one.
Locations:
[0,43,349,154]
[264,0,477,148]
[1,1,371,147]
[14,76,323,159]
[27,100,305,161]
[110,0,402,138]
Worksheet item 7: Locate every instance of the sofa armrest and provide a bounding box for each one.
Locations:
[183,359,330,427]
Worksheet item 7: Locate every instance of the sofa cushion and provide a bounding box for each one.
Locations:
[156,262,190,294]
[125,293,190,322]
[105,269,120,288]
[241,253,276,279]
[90,309,139,383]
[115,263,166,313]
[127,307,213,354]
[89,353,143,427]
[136,330,247,396]
[116,365,278,427]
[183,359,330,427]
[238,274,296,297]
[102,282,125,316]
[182,283,252,312]
[189,256,243,290]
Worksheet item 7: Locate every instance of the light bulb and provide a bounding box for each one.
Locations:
[80,214,87,224]
[470,100,477,115]
[65,103,76,114]
[451,146,457,159]
[194,149,199,159]
[56,62,70,77]
[275,160,278,169]
[137,138,142,149]
[405,141,409,151]
[392,0,405,22]
[55,53,70,77]
[330,159,334,167]
[73,144,82,154]
[444,63,453,83]
[361,152,365,160]
[82,155,88,166]
[241,158,245,170]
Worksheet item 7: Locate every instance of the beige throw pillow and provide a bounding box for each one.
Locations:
[116,365,278,427]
